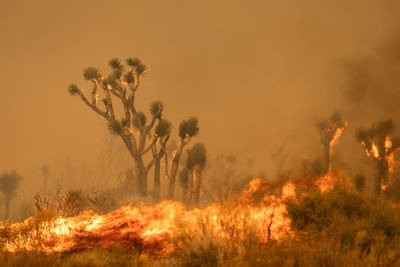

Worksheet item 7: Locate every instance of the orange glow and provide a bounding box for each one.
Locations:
[329,122,348,153]
[2,178,303,255]
[362,141,380,159]
[315,173,334,193]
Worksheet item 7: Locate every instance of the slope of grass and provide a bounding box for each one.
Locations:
[1,185,400,266]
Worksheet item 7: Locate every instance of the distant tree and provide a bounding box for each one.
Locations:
[354,174,366,192]
[179,143,207,205]
[316,111,347,174]
[41,164,49,194]
[68,57,198,198]
[356,120,400,196]
[0,171,22,219]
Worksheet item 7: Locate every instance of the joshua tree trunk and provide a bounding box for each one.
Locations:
[375,158,389,197]
[323,143,330,174]
[192,165,203,205]
[153,159,161,200]
[135,157,148,197]
[168,140,187,199]
[4,197,10,219]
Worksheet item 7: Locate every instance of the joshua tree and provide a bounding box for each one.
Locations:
[68,57,198,197]
[316,111,347,174]
[356,120,400,196]
[42,164,49,194]
[179,143,207,205]
[0,171,22,219]
[167,117,199,199]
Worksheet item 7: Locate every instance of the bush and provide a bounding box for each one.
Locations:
[285,185,400,252]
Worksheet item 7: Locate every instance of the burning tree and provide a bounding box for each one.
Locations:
[68,57,198,198]
[0,170,22,219]
[356,120,400,196]
[179,143,207,205]
[316,111,347,174]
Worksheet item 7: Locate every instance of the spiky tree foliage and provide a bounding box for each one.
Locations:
[316,111,347,174]
[168,117,200,199]
[83,67,100,80]
[356,120,400,196]
[0,171,22,219]
[42,164,49,195]
[69,57,200,198]
[68,58,171,196]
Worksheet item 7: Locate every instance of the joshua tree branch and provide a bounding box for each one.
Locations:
[145,135,170,173]
[77,89,110,120]
[102,87,115,119]
[142,135,157,155]
[90,81,98,106]
[164,151,169,180]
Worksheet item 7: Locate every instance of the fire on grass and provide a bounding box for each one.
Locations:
[0,174,338,257]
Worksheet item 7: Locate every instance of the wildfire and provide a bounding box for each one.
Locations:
[362,135,400,190]
[0,175,337,256]
[329,122,348,152]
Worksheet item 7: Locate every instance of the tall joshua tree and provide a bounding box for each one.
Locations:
[68,57,197,197]
[357,120,400,196]
[316,111,347,174]
[167,117,199,199]
[179,143,207,205]
[0,171,22,219]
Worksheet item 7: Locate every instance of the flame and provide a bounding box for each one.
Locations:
[361,136,400,191]
[1,178,303,256]
[329,122,348,151]
[1,173,345,256]
[362,141,380,159]
[385,136,400,175]
[315,173,335,193]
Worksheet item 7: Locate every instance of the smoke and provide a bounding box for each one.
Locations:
[2,0,400,217]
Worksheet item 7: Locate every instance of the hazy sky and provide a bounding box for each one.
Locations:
[1,0,400,195]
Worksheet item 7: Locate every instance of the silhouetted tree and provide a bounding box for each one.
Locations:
[41,164,49,194]
[356,120,400,196]
[180,143,207,205]
[167,117,199,199]
[0,171,22,219]
[68,57,196,197]
[316,111,347,174]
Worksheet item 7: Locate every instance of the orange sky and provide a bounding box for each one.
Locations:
[1,0,400,196]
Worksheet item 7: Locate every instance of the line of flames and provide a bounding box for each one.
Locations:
[0,175,335,256]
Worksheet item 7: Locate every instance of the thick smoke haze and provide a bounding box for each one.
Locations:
[1,0,400,208]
